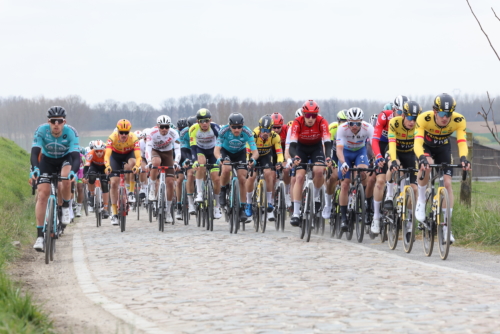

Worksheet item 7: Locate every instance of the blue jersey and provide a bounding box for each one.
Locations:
[32,124,80,158]
[179,127,190,149]
[216,125,257,154]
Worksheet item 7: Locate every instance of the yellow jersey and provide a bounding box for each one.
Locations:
[414,111,467,158]
[248,127,284,162]
[104,131,141,167]
[388,116,415,160]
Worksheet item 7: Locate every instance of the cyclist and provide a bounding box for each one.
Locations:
[414,93,470,244]
[284,108,304,207]
[83,140,110,219]
[337,107,374,231]
[189,109,222,219]
[133,129,148,198]
[30,106,80,251]
[245,114,284,221]
[289,100,333,227]
[322,110,347,219]
[181,116,198,214]
[146,115,181,224]
[174,118,191,220]
[215,113,259,222]
[104,119,142,226]
[75,148,86,217]
[270,112,291,205]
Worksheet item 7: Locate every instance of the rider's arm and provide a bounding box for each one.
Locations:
[173,140,181,164]
[188,124,200,161]
[319,118,332,159]
[272,134,284,163]
[145,137,153,164]
[133,140,142,166]
[249,149,259,162]
[214,145,221,160]
[388,119,397,161]
[413,114,425,158]
[70,151,81,173]
[30,147,41,169]
[104,138,113,167]
[336,145,345,165]
[455,115,468,158]
[324,141,332,159]
[371,112,386,160]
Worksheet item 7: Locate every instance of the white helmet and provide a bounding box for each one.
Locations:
[93,139,106,150]
[346,107,364,121]
[369,114,378,126]
[143,128,150,137]
[89,140,95,149]
[85,146,91,155]
[157,115,171,125]
[134,130,144,139]
[294,108,303,118]
[393,95,409,112]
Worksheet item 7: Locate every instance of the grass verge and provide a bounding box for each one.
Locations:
[0,137,54,333]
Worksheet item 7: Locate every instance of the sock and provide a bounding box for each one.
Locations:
[76,203,82,208]
[129,181,135,193]
[126,183,130,192]
[188,194,194,206]
[314,186,320,199]
[285,184,290,194]
[373,200,381,219]
[366,196,373,212]
[449,208,453,221]
[418,185,426,202]
[247,192,253,204]
[62,199,70,208]
[240,202,247,208]
[103,204,108,210]
[112,204,117,215]
[341,205,347,220]
[325,193,333,208]
[166,200,172,212]
[267,192,273,205]
[386,182,394,198]
[196,179,203,193]
[215,194,220,208]
[37,226,43,237]
[293,201,301,216]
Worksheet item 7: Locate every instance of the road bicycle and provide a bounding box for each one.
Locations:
[88,173,108,228]
[194,163,218,232]
[418,163,467,260]
[274,167,286,232]
[180,162,193,225]
[250,166,268,233]
[150,166,174,232]
[220,160,248,234]
[114,169,134,232]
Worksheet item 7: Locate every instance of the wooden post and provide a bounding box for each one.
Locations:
[460,132,473,207]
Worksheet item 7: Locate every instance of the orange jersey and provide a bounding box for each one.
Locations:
[85,150,106,166]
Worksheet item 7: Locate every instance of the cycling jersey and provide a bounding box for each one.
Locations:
[104,131,141,167]
[139,139,146,158]
[388,116,416,160]
[216,125,257,154]
[289,115,330,145]
[189,123,220,150]
[249,127,283,163]
[31,123,80,158]
[275,123,289,147]
[329,122,339,151]
[179,127,190,149]
[372,110,394,158]
[85,149,106,167]
[146,126,180,162]
[414,111,468,158]
[336,122,374,152]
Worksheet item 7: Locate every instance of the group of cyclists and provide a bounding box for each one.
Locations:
[29,92,471,252]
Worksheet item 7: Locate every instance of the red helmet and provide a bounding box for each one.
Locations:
[302,100,320,114]
[271,112,284,126]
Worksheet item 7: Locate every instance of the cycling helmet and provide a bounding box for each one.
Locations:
[134,130,144,139]
[294,108,303,118]
[259,115,274,130]
[187,116,197,127]
[393,95,409,112]
[89,140,95,150]
[93,139,106,150]
[433,93,456,112]
[177,118,188,130]
[302,100,320,113]
[116,119,132,132]
[403,101,422,117]
[383,102,393,111]
[79,146,86,155]
[157,115,171,125]
[336,109,348,122]
[369,114,378,126]
[85,146,91,155]
[270,112,284,126]
[228,113,245,125]
[143,128,150,137]
[47,106,67,118]
[196,108,212,120]
[346,107,364,121]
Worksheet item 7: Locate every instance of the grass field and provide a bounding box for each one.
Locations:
[0,137,54,333]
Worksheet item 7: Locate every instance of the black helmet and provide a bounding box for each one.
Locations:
[403,101,422,117]
[187,116,197,127]
[259,115,274,130]
[433,93,456,113]
[196,108,212,120]
[47,106,67,118]
[228,113,244,125]
[177,118,188,130]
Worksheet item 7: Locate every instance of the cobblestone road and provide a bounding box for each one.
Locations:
[75,210,500,333]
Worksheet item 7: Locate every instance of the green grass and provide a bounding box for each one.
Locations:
[452,181,500,253]
[0,137,54,333]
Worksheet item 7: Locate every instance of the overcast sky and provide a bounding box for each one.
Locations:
[1,0,499,108]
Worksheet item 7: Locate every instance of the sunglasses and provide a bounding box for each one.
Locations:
[231,125,243,130]
[406,116,417,121]
[199,119,210,124]
[49,118,65,125]
[119,131,129,135]
[159,125,170,130]
[437,111,453,118]
[261,128,271,133]
[272,126,282,130]
[304,113,317,119]
[348,121,362,127]
[395,109,403,115]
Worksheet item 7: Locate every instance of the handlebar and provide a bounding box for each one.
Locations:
[419,163,468,181]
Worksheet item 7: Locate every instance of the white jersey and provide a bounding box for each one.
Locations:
[336,121,374,152]
[285,127,292,150]
[146,126,181,163]
[139,139,146,158]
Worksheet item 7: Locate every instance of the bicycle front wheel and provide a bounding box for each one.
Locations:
[135,181,140,221]
[305,182,314,242]
[423,188,435,257]
[354,184,366,243]
[402,186,416,253]
[437,187,451,260]
[158,184,165,232]
[182,181,189,225]
[259,179,267,233]
[207,180,214,231]
[83,184,89,216]
[317,187,325,236]
[95,187,102,227]
[44,197,55,264]
[232,179,240,234]
[118,187,127,232]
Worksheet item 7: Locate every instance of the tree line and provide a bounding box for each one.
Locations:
[1,93,498,151]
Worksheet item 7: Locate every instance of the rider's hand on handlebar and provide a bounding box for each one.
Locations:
[248,158,256,167]
[375,154,385,168]
[418,155,429,171]
[30,167,40,180]
[390,160,399,172]
[340,161,349,175]
[132,165,141,174]
[325,157,333,168]
[293,155,301,166]
[460,156,471,171]
[105,165,112,175]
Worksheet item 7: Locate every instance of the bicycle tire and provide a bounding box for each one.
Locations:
[274,183,280,231]
[355,183,366,243]
[148,202,153,223]
[299,186,307,239]
[135,181,140,221]
[437,187,451,260]
[259,179,267,233]
[196,204,202,228]
[387,204,399,250]
[207,180,214,231]
[45,197,55,264]
[280,183,286,232]
[182,181,189,225]
[332,187,341,239]
[402,186,416,253]
[317,187,325,236]
[118,187,127,232]
[158,184,165,232]
[232,179,240,234]
[305,182,314,242]
[253,182,259,232]
[95,187,102,227]
[83,184,89,216]
[422,188,435,257]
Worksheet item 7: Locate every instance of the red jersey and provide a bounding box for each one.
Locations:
[290,116,330,145]
[372,110,394,158]
[277,123,289,147]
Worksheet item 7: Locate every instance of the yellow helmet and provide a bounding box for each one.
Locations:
[116,119,132,132]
